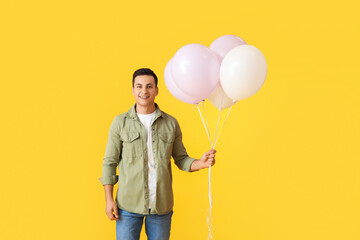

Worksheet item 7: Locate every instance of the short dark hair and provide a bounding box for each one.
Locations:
[132,68,158,87]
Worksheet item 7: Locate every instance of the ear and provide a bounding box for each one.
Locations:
[155,87,159,96]
[132,86,135,96]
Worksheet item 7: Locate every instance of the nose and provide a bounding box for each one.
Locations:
[141,87,148,94]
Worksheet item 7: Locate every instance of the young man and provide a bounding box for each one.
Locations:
[99,68,216,240]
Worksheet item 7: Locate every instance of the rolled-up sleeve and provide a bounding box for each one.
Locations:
[98,116,122,185]
[172,120,196,172]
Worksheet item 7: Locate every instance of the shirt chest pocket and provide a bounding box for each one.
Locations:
[120,131,142,158]
[158,132,175,159]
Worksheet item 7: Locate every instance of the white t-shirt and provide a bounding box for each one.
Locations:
[137,109,157,209]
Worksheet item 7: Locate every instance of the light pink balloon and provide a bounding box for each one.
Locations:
[171,43,220,100]
[210,35,247,62]
[164,58,202,104]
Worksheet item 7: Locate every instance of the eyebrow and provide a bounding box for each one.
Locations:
[135,83,153,86]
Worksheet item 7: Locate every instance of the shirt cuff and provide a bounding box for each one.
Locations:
[182,157,197,172]
[98,175,119,185]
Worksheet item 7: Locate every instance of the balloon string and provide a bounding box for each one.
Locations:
[212,91,225,147]
[207,165,213,240]
[213,100,235,148]
[212,109,221,148]
[196,103,214,240]
[196,104,213,146]
[202,100,215,240]
[201,101,211,141]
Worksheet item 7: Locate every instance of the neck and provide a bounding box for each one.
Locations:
[135,103,156,114]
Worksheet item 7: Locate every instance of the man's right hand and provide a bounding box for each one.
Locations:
[105,200,119,220]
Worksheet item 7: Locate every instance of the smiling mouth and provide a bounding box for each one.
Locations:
[140,96,150,99]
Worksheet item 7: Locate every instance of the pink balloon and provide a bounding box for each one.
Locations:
[164,58,202,104]
[210,35,247,62]
[171,44,220,100]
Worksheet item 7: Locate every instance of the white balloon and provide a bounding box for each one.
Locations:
[220,45,267,101]
[208,84,237,110]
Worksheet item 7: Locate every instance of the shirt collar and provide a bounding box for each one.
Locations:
[126,102,165,120]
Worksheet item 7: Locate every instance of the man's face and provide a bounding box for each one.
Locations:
[132,75,159,108]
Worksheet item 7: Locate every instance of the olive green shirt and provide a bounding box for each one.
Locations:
[99,103,196,214]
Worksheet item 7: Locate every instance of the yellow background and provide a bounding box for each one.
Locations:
[1,0,359,239]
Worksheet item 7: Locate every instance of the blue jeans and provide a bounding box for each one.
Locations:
[116,207,173,240]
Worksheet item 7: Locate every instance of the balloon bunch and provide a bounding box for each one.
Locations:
[165,34,267,144]
[165,35,267,240]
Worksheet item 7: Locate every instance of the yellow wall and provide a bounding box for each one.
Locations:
[1,0,359,239]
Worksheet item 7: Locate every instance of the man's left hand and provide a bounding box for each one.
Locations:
[190,149,216,172]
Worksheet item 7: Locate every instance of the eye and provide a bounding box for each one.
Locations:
[147,85,153,88]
